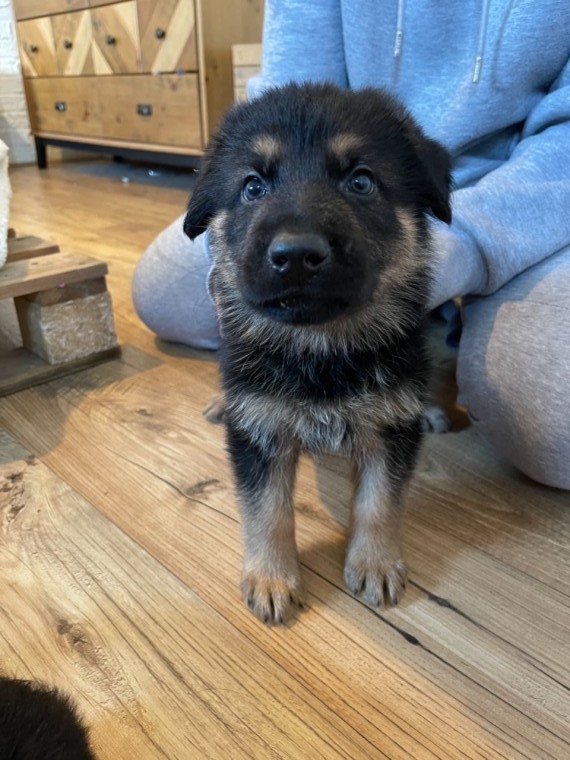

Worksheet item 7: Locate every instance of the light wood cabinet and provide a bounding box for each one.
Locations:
[14,0,263,167]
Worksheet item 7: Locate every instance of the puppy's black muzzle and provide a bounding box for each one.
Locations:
[268,232,331,284]
[240,213,374,327]
[248,230,347,325]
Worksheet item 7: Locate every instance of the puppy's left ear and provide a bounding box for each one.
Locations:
[413,134,453,224]
[183,159,219,240]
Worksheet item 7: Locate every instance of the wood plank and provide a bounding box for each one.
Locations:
[34,131,204,157]
[138,0,198,74]
[7,235,60,262]
[52,8,95,76]
[17,17,58,78]
[0,251,107,299]
[90,1,140,75]
[13,0,88,21]
[1,359,568,759]
[88,0,131,7]
[0,345,121,397]
[196,0,263,139]
[232,43,262,67]
[1,429,392,760]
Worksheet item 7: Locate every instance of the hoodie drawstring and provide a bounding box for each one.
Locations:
[393,0,492,85]
[473,0,491,83]
[393,0,405,58]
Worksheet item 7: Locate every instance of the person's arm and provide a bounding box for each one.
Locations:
[429,56,570,307]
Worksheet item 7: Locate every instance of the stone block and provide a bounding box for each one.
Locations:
[15,278,118,365]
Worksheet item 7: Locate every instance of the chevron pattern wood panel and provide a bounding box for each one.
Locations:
[137,0,197,74]
[18,17,58,78]
[52,10,95,76]
[90,1,140,75]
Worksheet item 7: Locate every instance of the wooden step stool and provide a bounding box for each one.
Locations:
[0,231,120,396]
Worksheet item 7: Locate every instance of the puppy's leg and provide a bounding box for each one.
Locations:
[421,404,451,433]
[226,423,304,624]
[344,418,422,608]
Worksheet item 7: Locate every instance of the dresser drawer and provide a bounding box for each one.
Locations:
[18,17,58,77]
[24,78,103,136]
[51,9,94,76]
[90,1,140,74]
[97,74,202,148]
[137,0,197,73]
[13,0,88,21]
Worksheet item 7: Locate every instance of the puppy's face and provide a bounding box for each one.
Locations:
[185,83,451,329]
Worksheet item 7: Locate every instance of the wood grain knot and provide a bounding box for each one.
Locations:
[185,479,221,497]
[57,619,92,652]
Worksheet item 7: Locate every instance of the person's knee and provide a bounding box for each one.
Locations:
[457,253,570,490]
[459,365,570,489]
[132,218,221,349]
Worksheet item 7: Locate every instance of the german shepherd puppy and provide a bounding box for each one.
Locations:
[184,83,452,624]
[0,677,96,758]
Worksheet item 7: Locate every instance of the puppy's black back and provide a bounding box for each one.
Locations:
[0,677,96,759]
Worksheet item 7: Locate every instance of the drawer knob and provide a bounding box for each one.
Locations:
[64,39,73,49]
[54,101,67,112]
[155,28,166,39]
[29,44,39,54]
[106,34,116,45]
[137,104,153,117]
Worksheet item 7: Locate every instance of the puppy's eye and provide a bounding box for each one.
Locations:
[346,168,376,196]
[243,175,268,201]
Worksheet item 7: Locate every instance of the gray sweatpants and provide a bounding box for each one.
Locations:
[132,216,570,490]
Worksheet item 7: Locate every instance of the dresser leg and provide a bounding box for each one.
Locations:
[35,137,47,169]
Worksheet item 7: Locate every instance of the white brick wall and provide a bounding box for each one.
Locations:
[0,0,35,164]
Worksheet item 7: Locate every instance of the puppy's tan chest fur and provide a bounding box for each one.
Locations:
[228,385,423,455]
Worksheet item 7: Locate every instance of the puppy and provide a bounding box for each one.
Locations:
[184,83,452,624]
[0,677,96,758]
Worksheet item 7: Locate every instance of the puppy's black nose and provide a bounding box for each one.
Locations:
[268,233,330,279]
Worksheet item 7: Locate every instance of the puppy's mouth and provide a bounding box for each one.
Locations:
[254,292,350,325]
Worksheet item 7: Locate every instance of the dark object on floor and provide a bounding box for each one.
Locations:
[0,677,96,759]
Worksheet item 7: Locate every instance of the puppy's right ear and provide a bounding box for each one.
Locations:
[183,161,218,240]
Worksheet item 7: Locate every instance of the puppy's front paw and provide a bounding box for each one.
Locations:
[421,404,451,433]
[241,568,305,625]
[344,550,408,608]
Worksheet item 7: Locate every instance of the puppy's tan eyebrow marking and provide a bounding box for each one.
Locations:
[328,133,366,167]
[251,135,282,166]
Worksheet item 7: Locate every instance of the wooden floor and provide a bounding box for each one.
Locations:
[1,160,569,760]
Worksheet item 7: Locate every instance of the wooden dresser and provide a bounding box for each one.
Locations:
[13,0,263,167]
